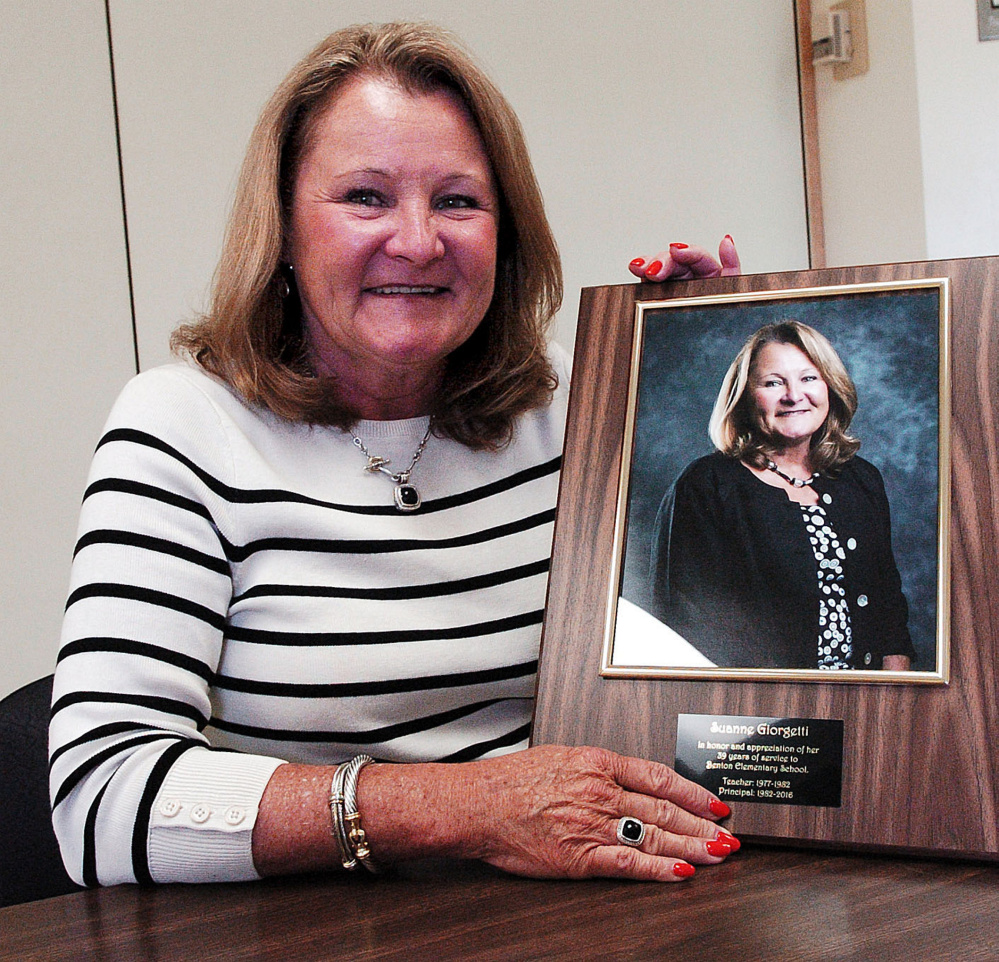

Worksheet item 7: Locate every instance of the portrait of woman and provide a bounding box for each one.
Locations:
[648,320,916,671]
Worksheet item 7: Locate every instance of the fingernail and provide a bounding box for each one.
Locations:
[669,242,689,250]
[673,862,696,879]
[645,260,663,276]
[716,830,741,852]
[724,234,734,243]
[630,257,645,268]
[709,800,731,818]
[706,839,733,857]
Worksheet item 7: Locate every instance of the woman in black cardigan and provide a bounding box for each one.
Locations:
[650,321,914,671]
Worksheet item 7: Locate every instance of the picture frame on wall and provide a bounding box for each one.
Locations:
[532,257,999,859]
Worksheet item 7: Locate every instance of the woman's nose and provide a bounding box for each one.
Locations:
[385,205,445,264]
[781,383,803,404]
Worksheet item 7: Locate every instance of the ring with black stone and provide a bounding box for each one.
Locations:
[616,816,646,847]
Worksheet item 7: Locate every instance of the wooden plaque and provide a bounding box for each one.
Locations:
[532,257,999,859]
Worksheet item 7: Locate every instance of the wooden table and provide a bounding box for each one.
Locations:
[3,846,998,961]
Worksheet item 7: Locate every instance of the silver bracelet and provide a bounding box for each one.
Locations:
[328,754,379,873]
[342,754,379,874]
[329,761,356,870]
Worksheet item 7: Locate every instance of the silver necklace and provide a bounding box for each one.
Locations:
[765,458,819,488]
[350,420,433,512]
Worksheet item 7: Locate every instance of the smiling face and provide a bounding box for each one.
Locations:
[748,341,831,449]
[286,75,499,414]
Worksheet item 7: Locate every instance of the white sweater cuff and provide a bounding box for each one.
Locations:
[147,748,286,883]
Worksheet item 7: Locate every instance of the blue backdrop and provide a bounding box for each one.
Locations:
[619,286,942,670]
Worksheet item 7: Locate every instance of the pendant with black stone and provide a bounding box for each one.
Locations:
[393,476,421,512]
[350,420,433,513]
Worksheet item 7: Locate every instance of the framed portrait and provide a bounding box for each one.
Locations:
[608,279,949,683]
[533,257,999,858]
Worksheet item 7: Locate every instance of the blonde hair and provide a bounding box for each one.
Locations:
[172,22,562,449]
[708,321,860,472]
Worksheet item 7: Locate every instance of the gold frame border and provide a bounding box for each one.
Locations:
[599,279,951,685]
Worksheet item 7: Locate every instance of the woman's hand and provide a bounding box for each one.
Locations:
[629,235,741,282]
[358,745,738,882]
[253,746,738,882]
[466,745,737,881]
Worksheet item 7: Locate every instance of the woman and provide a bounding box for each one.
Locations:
[650,321,915,671]
[50,22,739,888]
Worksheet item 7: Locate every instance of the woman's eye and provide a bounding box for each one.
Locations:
[436,194,479,210]
[344,189,385,207]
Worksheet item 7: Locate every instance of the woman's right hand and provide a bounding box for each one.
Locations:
[629,235,741,282]
[355,745,738,882]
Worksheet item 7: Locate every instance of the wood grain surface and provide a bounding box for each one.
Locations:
[533,258,999,858]
[4,847,999,961]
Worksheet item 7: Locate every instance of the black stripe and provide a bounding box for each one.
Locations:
[223,508,554,563]
[213,659,537,698]
[210,697,507,744]
[51,690,209,729]
[64,583,226,631]
[423,455,560,513]
[82,477,215,524]
[50,720,164,770]
[232,558,550,603]
[53,732,183,809]
[74,529,229,574]
[224,608,543,647]
[56,638,214,682]
[96,427,560,515]
[82,777,112,888]
[437,722,532,762]
[132,741,199,885]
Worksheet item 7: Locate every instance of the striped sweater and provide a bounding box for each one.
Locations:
[50,348,569,885]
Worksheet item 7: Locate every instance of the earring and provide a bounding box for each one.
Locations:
[277,264,293,299]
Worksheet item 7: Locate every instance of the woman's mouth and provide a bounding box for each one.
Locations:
[366,285,447,295]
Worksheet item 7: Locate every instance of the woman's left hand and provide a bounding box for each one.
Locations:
[629,235,741,282]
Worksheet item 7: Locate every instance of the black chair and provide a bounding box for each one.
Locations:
[0,674,83,907]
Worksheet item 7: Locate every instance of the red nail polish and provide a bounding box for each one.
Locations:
[630,257,645,268]
[645,260,663,275]
[669,242,689,250]
[716,830,741,852]
[673,862,696,879]
[709,800,731,818]
[706,839,732,857]
[724,234,734,242]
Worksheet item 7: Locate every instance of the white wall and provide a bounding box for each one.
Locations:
[912,0,999,259]
[1,1,136,698]
[1,1,809,698]
[812,0,999,266]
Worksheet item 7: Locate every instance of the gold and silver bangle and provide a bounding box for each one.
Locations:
[329,761,356,870]
[329,754,379,873]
